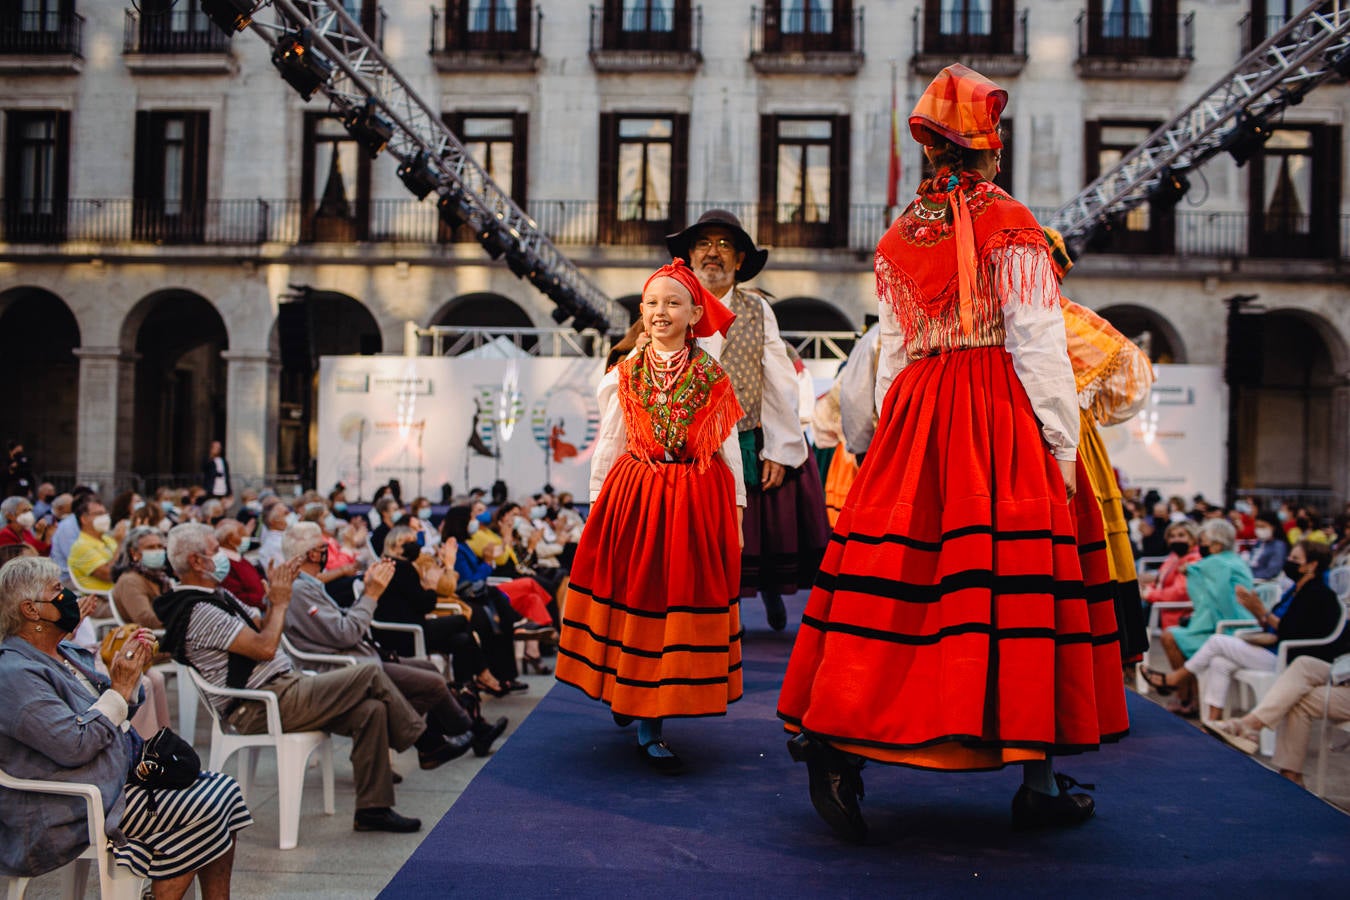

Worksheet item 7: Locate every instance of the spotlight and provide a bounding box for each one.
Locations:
[1085,215,1119,253]
[437,188,474,230]
[397,153,441,200]
[1330,46,1350,79]
[272,31,332,101]
[506,249,541,280]
[342,101,395,157]
[1149,166,1190,208]
[202,0,254,34]
[529,268,559,293]
[572,309,607,333]
[1220,112,1272,168]
[478,220,519,260]
[550,306,574,325]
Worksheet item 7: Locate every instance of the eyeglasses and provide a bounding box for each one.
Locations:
[692,237,736,252]
[31,585,66,605]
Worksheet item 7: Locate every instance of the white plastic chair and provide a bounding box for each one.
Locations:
[280,634,360,672]
[185,669,334,851]
[69,575,118,642]
[0,766,145,900]
[1313,652,1350,797]
[1328,566,1350,599]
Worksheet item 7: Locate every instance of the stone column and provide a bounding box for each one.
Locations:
[72,346,136,492]
[1332,379,1350,506]
[222,350,278,492]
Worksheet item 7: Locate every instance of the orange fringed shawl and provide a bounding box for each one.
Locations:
[617,347,744,473]
[1060,297,1156,426]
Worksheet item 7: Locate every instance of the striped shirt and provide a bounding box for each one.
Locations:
[181,588,292,714]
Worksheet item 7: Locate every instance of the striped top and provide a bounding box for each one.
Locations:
[181,588,292,714]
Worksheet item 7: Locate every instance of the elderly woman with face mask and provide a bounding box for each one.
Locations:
[111,526,171,630]
[0,496,53,556]
[0,556,251,892]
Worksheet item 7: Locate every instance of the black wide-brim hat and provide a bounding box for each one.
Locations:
[665,209,769,282]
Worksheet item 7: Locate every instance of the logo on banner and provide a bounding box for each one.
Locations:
[472,384,525,455]
[530,388,601,463]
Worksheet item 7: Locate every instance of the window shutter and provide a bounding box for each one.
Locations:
[1083,121,1102,182]
[53,110,70,205]
[1153,0,1178,57]
[597,112,617,243]
[669,112,689,231]
[830,115,850,247]
[758,115,777,245]
[187,111,210,208]
[1315,124,1341,258]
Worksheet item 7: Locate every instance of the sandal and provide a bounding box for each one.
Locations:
[638,739,685,774]
[475,677,508,698]
[1139,665,1174,696]
[1203,719,1260,755]
[521,654,553,675]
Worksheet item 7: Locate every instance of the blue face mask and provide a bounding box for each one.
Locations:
[468,519,480,536]
[334,502,348,513]
[210,550,231,582]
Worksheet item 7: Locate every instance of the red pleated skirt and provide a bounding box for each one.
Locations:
[556,452,743,720]
[777,346,1128,771]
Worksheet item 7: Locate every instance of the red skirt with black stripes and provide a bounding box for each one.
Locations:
[556,452,744,720]
[777,346,1128,771]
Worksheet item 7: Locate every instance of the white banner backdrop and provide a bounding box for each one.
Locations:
[318,355,604,502]
[1099,364,1227,503]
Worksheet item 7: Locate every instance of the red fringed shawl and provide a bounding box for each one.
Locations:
[618,347,744,473]
[876,176,1052,346]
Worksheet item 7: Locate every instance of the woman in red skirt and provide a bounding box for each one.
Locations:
[777,64,1129,841]
[555,260,744,773]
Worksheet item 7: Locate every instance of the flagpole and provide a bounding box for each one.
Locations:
[885,60,901,226]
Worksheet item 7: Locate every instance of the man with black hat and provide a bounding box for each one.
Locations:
[666,210,829,631]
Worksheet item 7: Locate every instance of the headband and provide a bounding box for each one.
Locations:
[641,259,736,338]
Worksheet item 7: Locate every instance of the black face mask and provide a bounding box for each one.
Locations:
[49,588,82,633]
[1167,541,1190,557]
[1283,560,1307,581]
[401,542,420,562]
[1198,544,1212,558]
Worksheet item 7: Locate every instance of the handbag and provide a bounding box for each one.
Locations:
[99,623,159,668]
[128,726,201,810]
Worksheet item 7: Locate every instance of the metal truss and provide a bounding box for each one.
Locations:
[238,0,624,332]
[1049,1,1350,252]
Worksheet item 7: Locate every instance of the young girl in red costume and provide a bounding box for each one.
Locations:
[555,259,744,773]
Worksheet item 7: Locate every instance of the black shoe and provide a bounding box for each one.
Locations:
[353,807,422,833]
[418,731,474,770]
[471,716,509,757]
[787,734,867,844]
[638,739,685,774]
[612,711,635,728]
[1011,774,1096,829]
[501,679,529,693]
[391,772,403,785]
[764,594,788,631]
[513,622,556,639]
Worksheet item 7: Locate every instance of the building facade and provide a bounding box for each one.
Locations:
[0,0,1346,503]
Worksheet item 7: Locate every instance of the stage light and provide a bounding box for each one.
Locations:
[478,220,520,260]
[202,0,255,34]
[1149,167,1190,208]
[1220,112,1272,168]
[272,31,332,101]
[506,249,541,280]
[1330,46,1350,79]
[397,153,441,200]
[437,188,474,230]
[550,306,574,325]
[342,102,395,157]
[529,268,559,293]
[1085,215,1120,253]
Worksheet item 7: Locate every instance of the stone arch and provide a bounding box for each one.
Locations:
[1235,308,1347,501]
[268,290,384,480]
[770,296,857,359]
[121,289,229,480]
[0,287,80,475]
[1096,304,1186,364]
[430,293,536,355]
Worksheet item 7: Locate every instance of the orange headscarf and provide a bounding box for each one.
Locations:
[641,258,735,338]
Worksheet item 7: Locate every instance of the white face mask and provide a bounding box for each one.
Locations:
[15,511,35,530]
[285,512,299,527]
[91,514,112,534]
[530,505,547,520]
[1254,526,1274,541]
[141,548,167,570]
[468,519,480,535]
[238,536,252,553]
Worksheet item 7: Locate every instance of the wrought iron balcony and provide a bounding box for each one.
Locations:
[589,4,703,72]
[123,8,231,54]
[0,9,83,72]
[1237,12,1289,56]
[431,1,541,72]
[910,4,1027,77]
[749,4,865,75]
[1076,9,1195,79]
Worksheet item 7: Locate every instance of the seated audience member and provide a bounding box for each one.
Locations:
[0,544,37,567]
[216,519,266,610]
[108,491,143,538]
[470,503,561,619]
[0,556,251,891]
[1288,513,1329,546]
[409,497,440,550]
[31,483,55,523]
[67,494,118,597]
[281,524,505,758]
[50,489,88,585]
[338,518,378,570]
[1246,513,1289,581]
[1206,652,1350,787]
[1149,519,1255,715]
[128,500,166,535]
[154,523,456,834]
[1143,540,1348,720]
[255,502,290,573]
[370,496,402,557]
[1141,520,1202,629]
[0,496,53,555]
[111,526,172,629]
[377,524,519,694]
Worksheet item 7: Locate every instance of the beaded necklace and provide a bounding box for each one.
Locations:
[643,343,690,406]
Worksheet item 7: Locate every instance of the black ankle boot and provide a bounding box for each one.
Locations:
[1011,773,1095,828]
[787,734,867,844]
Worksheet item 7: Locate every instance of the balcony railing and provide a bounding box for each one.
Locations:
[3,199,1347,262]
[1238,12,1288,55]
[0,10,84,56]
[750,4,864,55]
[123,9,231,54]
[913,5,1027,57]
[589,4,703,70]
[432,2,540,54]
[1078,10,1194,60]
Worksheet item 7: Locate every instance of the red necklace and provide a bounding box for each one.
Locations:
[643,343,690,406]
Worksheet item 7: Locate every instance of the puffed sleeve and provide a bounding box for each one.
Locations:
[994,247,1080,461]
[841,325,883,456]
[758,298,810,468]
[589,365,627,503]
[873,299,908,418]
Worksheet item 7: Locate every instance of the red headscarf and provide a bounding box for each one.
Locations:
[641,258,735,338]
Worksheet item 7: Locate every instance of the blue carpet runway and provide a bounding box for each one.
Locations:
[381,594,1350,898]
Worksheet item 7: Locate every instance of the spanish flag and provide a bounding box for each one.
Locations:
[886,62,901,210]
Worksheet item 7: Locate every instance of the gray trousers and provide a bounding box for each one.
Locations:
[229,664,425,810]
